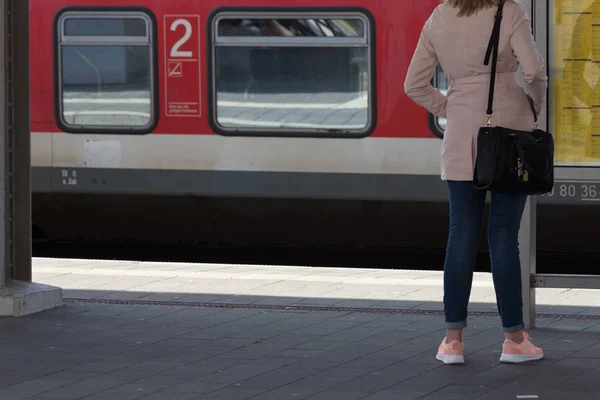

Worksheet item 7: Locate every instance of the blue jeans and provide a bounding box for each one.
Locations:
[444,181,527,333]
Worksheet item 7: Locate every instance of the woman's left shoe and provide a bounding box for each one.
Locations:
[500,332,544,364]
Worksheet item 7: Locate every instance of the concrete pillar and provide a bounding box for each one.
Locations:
[0,0,6,288]
[11,0,33,282]
[0,0,62,316]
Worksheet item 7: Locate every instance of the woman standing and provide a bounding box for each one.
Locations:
[404,0,547,365]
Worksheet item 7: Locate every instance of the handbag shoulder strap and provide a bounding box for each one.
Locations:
[484,0,505,126]
[483,0,538,127]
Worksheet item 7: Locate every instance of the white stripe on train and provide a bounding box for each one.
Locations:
[31,132,443,175]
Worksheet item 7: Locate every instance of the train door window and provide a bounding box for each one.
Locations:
[209,10,375,137]
[429,65,448,138]
[56,10,157,133]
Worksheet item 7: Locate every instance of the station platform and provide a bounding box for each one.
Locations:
[0,258,599,399]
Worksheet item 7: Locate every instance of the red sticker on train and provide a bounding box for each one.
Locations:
[164,15,202,117]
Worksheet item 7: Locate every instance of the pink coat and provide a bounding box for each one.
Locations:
[404,0,548,181]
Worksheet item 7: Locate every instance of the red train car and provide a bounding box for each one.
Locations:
[28,0,600,257]
[30,0,444,200]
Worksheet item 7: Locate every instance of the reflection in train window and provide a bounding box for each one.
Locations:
[432,65,449,136]
[56,11,156,133]
[211,12,373,136]
[217,18,365,38]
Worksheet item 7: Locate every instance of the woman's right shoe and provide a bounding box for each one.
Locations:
[436,337,465,365]
[500,332,544,363]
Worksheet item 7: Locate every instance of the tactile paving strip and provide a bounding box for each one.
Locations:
[64,298,600,320]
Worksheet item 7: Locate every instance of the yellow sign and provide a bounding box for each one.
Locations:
[553,0,600,164]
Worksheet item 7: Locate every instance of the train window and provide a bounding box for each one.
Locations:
[209,11,375,137]
[56,11,156,133]
[429,65,449,138]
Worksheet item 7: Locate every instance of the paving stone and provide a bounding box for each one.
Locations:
[283,359,344,372]
[134,392,199,400]
[97,368,157,383]
[360,350,422,363]
[291,340,347,351]
[458,363,542,387]
[151,338,210,350]
[286,367,373,389]
[317,327,390,343]
[385,375,456,392]
[541,338,599,352]
[522,356,600,385]
[197,387,269,399]
[101,382,168,395]
[340,356,400,370]
[362,391,429,400]
[67,362,131,373]
[215,348,277,361]
[130,374,194,388]
[27,387,98,399]
[253,318,321,332]
[230,368,315,390]
[261,333,323,347]
[227,328,289,340]
[152,353,208,364]
[161,381,228,394]
[206,337,260,348]
[417,385,493,399]
[194,365,278,385]
[575,366,600,379]
[358,333,422,347]
[245,356,302,367]
[78,390,146,400]
[292,320,364,336]
[4,379,68,393]
[252,386,324,400]
[160,364,221,378]
[36,371,102,383]
[271,348,327,358]
[306,391,374,400]
[184,358,248,369]
[336,313,385,322]
[328,372,400,394]
[57,378,125,391]
[0,390,42,400]
[173,345,233,357]
[0,374,48,388]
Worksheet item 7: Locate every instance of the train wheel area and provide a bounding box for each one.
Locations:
[33,193,600,275]
[12,256,600,399]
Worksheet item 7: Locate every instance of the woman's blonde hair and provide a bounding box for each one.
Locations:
[444,0,498,17]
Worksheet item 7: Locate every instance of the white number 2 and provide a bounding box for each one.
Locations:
[170,19,193,58]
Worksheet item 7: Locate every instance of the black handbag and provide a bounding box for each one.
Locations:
[473,0,554,195]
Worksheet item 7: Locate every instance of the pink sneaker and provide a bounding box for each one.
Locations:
[435,337,465,365]
[500,332,544,363]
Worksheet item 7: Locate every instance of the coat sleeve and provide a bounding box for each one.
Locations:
[509,3,548,115]
[404,21,447,118]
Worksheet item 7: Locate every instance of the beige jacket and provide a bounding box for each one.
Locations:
[404,0,548,181]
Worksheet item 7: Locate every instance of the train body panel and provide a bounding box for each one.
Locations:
[29,0,600,208]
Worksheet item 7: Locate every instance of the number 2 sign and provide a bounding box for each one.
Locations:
[164,15,201,117]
